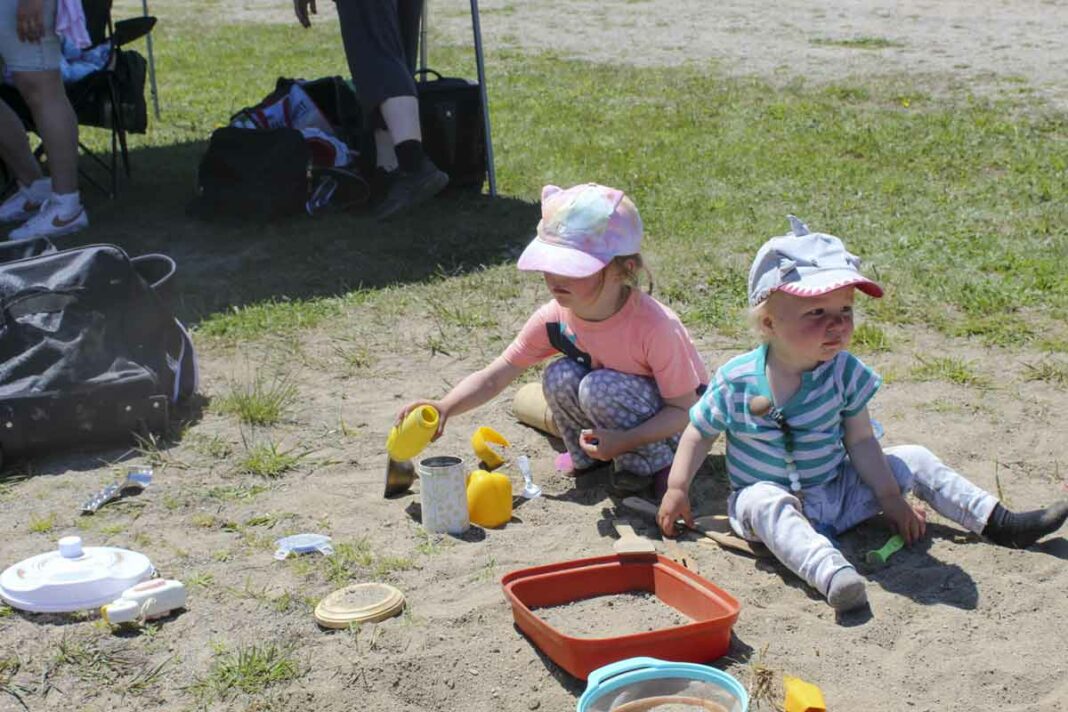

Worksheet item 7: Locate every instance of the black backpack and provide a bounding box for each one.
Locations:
[192,126,310,221]
[416,70,487,191]
[0,244,197,467]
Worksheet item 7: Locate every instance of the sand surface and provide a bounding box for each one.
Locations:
[2,2,1066,711]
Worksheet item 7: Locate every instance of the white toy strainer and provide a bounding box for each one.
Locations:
[0,536,154,613]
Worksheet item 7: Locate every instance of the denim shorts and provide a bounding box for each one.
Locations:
[0,0,61,73]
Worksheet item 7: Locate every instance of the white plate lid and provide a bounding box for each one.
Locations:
[0,536,154,613]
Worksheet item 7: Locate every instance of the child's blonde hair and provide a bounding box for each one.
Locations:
[609,254,654,295]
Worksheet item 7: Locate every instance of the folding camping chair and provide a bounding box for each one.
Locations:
[0,0,157,198]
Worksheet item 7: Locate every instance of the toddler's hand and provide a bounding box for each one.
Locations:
[657,487,694,537]
[881,494,927,545]
[578,428,627,461]
[395,400,447,440]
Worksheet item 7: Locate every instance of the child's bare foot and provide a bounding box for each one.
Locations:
[827,567,868,611]
[982,501,1068,549]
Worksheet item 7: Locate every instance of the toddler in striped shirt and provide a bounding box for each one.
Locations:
[657,217,1068,612]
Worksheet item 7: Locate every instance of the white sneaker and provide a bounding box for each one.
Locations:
[8,197,89,241]
[0,185,49,223]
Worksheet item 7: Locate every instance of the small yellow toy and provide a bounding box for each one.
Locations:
[466,469,513,528]
[470,426,510,470]
[784,675,826,712]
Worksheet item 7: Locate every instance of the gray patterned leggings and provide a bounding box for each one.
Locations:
[541,358,679,476]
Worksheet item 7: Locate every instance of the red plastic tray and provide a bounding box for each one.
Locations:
[501,553,741,680]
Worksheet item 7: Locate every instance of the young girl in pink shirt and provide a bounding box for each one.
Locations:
[397,183,708,494]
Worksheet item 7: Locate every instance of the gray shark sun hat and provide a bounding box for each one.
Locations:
[747,216,884,307]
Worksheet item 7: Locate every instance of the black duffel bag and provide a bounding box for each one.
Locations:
[416,69,486,191]
[0,244,198,467]
[192,126,310,222]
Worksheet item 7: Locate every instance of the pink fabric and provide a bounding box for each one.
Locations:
[502,291,709,400]
[57,0,91,49]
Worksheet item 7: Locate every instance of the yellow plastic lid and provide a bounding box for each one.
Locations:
[314,583,405,629]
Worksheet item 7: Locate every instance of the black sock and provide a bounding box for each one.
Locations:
[981,501,1068,549]
[394,140,425,173]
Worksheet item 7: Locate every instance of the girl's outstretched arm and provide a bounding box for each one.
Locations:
[396,356,525,439]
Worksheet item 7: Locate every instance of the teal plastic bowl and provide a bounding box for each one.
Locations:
[577,657,748,712]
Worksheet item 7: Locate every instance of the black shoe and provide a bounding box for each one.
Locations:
[982,501,1068,549]
[374,157,449,220]
[607,469,653,498]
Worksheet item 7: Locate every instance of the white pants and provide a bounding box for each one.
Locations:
[727,444,998,596]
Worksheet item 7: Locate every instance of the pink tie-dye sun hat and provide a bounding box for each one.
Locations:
[516,183,643,278]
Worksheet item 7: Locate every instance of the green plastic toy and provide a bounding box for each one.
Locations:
[865,534,905,567]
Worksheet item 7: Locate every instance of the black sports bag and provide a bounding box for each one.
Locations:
[192,126,310,221]
[416,70,487,190]
[0,244,198,467]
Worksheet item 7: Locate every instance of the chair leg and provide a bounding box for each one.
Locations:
[110,126,118,197]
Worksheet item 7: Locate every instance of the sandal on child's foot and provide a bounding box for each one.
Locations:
[554,451,602,478]
[827,567,868,612]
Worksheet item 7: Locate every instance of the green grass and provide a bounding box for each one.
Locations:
[910,356,991,388]
[1023,359,1068,386]
[812,37,905,50]
[215,376,298,426]
[78,15,1064,354]
[321,539,375,585]
[206,483,270,501]
[197,294,365,343]
[851,322,892,353]
[185,572,215,589]
[192,642,302,701]
[238,442,303,478]
[27,513,55,534]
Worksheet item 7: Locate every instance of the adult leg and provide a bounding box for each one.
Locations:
[730,481,866,610]
[0,0,58,222]
[1,0,86,239]
[12,70,78,194]
[541,358,596,471]
[397,0,423,73]
[0,98,43,186]
[336,0,446,218]
[0,98,51,222]
[576,368,676,477]
[7,69,86,239]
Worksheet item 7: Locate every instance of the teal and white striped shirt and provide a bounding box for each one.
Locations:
[690,345,881,491]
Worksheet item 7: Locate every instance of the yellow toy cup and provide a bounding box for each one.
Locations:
[466,469,513,528]
[470,426,510,470]
[783,676,826,712]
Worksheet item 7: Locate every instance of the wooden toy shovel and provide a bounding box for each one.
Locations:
[621,497,772,558]
[612,519,656,554]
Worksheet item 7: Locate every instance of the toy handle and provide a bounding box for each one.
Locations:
[585,657,665,688]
